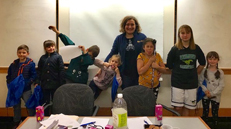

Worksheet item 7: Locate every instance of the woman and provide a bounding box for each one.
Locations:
[105,15,146,89]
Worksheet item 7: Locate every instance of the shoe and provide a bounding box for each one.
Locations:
[12,121,20,129]
[213,121,218,129]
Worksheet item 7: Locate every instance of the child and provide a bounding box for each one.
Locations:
[164,25,206,116]
[6,44,37,128]
[89,54,122,100]
[48,26,100,84]
[35,40,65,116]
[199,51,224,128]
[137,38,165,99]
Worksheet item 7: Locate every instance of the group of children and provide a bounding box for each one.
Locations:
[6,25,224,129]
[6,26,124,128]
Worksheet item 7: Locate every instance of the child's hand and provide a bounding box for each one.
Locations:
[151,62,159,69]
[207,91,212,98]
[48,26,60,34]
[34,84,38,87]
[115,67,120,74]
[205,90,211,97]
[156,72,162,79]
[103,62,110,67]
[78,45,85,51]
[149,55,156,62]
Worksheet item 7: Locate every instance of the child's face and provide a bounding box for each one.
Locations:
[208,57,219,67]
[109,57,120,70]
[179,28,191,42]
[143,42,155,56]
[17,49,29,62]
[45,45,55,54]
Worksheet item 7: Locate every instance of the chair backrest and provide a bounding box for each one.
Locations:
[122,85,156,116]
[52,83,94,116]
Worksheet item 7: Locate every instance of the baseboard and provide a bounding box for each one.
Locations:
[0,108,28,117]
[1,107,231,117]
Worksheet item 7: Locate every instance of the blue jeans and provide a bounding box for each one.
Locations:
[13,90,35,122]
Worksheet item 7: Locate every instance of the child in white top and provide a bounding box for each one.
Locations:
[198,51,224,128]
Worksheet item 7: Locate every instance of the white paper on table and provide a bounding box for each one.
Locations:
[59,45,82,63]
[127,117,153,129]
[78,117,109,129]
[39,114,80,129]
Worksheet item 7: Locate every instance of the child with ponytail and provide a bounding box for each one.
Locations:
[199,51,225,129]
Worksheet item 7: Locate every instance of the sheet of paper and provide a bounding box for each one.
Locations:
[59,45,82,63]
[127,117,153,129]
[78,117,109,129]
[39,114,80,129]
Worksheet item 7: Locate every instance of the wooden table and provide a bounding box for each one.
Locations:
[17,116,210,129]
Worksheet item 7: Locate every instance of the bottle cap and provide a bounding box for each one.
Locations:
[117,93,123,98]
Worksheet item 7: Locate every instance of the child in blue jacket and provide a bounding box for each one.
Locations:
[35,40,65,116]
[6,44,37,128]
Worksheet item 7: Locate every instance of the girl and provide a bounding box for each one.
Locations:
[35,40,65,116]
[165,25,206,116]
[137,38,165,99]
[89,54,122,100]
[199,51,224,128]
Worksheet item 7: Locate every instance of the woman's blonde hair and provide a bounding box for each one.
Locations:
[175,24,196,50]
[119,15,142,33]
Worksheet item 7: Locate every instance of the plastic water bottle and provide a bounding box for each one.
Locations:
[112,93,127,129]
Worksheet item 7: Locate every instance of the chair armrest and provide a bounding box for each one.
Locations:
[159,103,181,116]
[92,105,99,116]
[43,101,53,110]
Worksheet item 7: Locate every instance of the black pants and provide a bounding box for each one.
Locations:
[121,74,138,90]
[152,84,160,100]
[41,89,56,116]
[89,80,102,100]
[202,98,220,126]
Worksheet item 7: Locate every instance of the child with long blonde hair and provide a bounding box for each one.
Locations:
[165,25,206,116]
[89,54,122,100]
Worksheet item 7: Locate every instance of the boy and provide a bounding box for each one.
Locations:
[48,26,100,84]
[6,44,37,128]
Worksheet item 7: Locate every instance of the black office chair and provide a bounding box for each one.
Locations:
[122,85,180,116]
[52,83,99,116]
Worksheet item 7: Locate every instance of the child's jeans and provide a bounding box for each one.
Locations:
[13,90,35,122]
[89,80,102,100]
